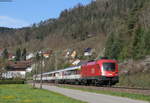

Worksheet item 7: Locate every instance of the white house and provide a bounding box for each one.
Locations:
[2,71,26,79]
[72,59,80,65]
[2,60,32,79]
[84,48,93,56]
[26,53,34,60]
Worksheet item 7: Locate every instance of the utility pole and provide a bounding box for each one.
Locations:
[55,51,58,70]
[33,65,35,88]
[91,15,94,25]
[40,56,44,89]
[33,58,38,88]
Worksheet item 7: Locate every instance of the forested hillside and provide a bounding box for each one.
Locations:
[0,0,150,60]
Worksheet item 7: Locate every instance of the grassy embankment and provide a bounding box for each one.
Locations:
[0,84,85,103]
[117,73,150,88]
[59,85,150,102]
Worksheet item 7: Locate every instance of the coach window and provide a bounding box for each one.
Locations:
[62,71,65,76]
[64,71,66,75]
[71,70,78,75]
[53,73,55,76]
[76,70,80,74]
[68,71,71,75]
[73,70,77,75]
[49,74,52,77]
[64,71,68,75]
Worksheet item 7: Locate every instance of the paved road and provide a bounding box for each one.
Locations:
[34,84,149,103]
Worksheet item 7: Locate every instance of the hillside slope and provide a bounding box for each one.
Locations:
[0,0,149,60]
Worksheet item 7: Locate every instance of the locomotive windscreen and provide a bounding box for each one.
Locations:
[103,63,116,71]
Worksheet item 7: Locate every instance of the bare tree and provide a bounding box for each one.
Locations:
[0,58,8,79]
[54,52,58,70]
[40,55,44,89]
[33,62,37,88]
[33,53,40,88]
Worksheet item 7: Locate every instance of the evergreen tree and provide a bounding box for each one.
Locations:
[105,33,115,58]
[2,48,8,59]
[36,53,40,61]
[105,33,123,60]
[22,48,27,60]
[15,48,21,61]
[133,27,150,58]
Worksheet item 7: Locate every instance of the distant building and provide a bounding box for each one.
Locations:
[72,59,80,65]
[42,50,52,58]
[8,53,15,60]
[65,51,70,58]
[84,48,93,56]
[64,49,73,58]
[0,48,3,57]
[71,51,77,58]
[26,66,33,72]
[26,53,34,60]
[2,60,32,79]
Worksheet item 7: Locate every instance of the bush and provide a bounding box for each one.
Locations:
[0,80,25,84]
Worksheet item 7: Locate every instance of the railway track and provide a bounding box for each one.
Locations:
[109,86,150,90]
[45,83,150,95]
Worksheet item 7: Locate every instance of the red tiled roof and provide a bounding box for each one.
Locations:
[8,60,32,70]
[8,53,14,58]
[43,50,53,54]
[0,48,3,52]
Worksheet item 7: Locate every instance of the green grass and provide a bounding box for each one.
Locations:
[0,84,85,103]
[59,85,150,102]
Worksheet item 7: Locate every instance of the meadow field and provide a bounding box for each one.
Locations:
[0,84,85,103]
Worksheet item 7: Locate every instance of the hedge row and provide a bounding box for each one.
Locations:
[0,80,25,84]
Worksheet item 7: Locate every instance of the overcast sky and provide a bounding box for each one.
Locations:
[0,0,92,28]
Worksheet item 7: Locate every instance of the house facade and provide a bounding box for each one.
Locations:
[0,48,3,57]
[2,60,32,79]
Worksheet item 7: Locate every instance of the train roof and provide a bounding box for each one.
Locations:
[41,65,81,75]
[63,65,81,71]
[55,65,81,73]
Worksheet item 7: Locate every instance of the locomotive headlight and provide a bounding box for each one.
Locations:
[108,74,113,76]
[115,72,118,76]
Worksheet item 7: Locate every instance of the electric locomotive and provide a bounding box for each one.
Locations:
[81,58,119,85]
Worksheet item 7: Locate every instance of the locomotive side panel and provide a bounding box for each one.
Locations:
[80,61,101,81]
[84,64,100,77]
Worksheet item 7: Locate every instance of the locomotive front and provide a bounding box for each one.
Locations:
[97,59,119,85]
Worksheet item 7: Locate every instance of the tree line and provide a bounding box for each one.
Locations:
[2,48,27,61]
